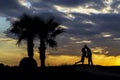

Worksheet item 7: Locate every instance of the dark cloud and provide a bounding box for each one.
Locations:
[2,0,120,56]
[111,0,120,9]
[57,13,120,56]
[66,13,120,35]
[90,14,120,33]
[43,0,105,9]
[0,0,33,17]
[0,0,18,10]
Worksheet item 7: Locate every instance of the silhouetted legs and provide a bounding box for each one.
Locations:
[75,60,83,65]
[75,56,85,65]
[88,56,93,65]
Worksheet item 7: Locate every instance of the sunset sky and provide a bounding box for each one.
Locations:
[0,0,120,66]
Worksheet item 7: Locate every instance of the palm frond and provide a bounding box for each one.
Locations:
[16,34,25,45]
[47,39,57,48]
[51,27,65,38]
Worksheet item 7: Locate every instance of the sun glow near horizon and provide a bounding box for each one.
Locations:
[0,43,120,67]
[45,54,120,66]
[0,33,120,66]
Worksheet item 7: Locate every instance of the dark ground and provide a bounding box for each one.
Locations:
[0,63,120,80]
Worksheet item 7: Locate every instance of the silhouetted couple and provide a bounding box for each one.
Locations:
[75,45,93,65]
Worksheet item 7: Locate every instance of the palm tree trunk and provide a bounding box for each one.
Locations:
[39,39,46,68]
[27,38,34,59]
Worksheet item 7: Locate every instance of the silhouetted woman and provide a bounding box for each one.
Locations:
[75,47,86,65]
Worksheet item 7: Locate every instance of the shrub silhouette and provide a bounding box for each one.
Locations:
[19,57,37,71]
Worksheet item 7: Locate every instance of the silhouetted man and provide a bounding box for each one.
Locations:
[84,45,93,65]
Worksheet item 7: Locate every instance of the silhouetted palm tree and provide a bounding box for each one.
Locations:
[37,18,65,68]
[10,14,44,59]
[10,14,65,68]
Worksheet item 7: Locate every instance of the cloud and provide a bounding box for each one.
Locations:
[0,0,118,17]
[2,0,120,57]
[110,0,120,13]
[0,0,33,17]
[43,0,105,9]
[0,38,15,42]
[0,38,27,66]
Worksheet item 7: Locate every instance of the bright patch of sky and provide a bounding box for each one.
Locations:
[53,5,110,15]
[0,16,10,32]
[101,32,112,38]
[53,0,120,15]
[18,0,32,8]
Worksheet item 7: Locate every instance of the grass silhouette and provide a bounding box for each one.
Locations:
[0,63,120,80]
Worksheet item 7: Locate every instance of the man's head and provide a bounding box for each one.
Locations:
[84,45,88,48]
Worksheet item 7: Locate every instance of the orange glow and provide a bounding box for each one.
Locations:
[45,54,120,66]
[0,38,120,66]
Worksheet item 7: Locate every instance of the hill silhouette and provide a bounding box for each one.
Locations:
[0,63,120,80]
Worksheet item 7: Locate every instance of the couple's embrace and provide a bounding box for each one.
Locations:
[75,45,93,65]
